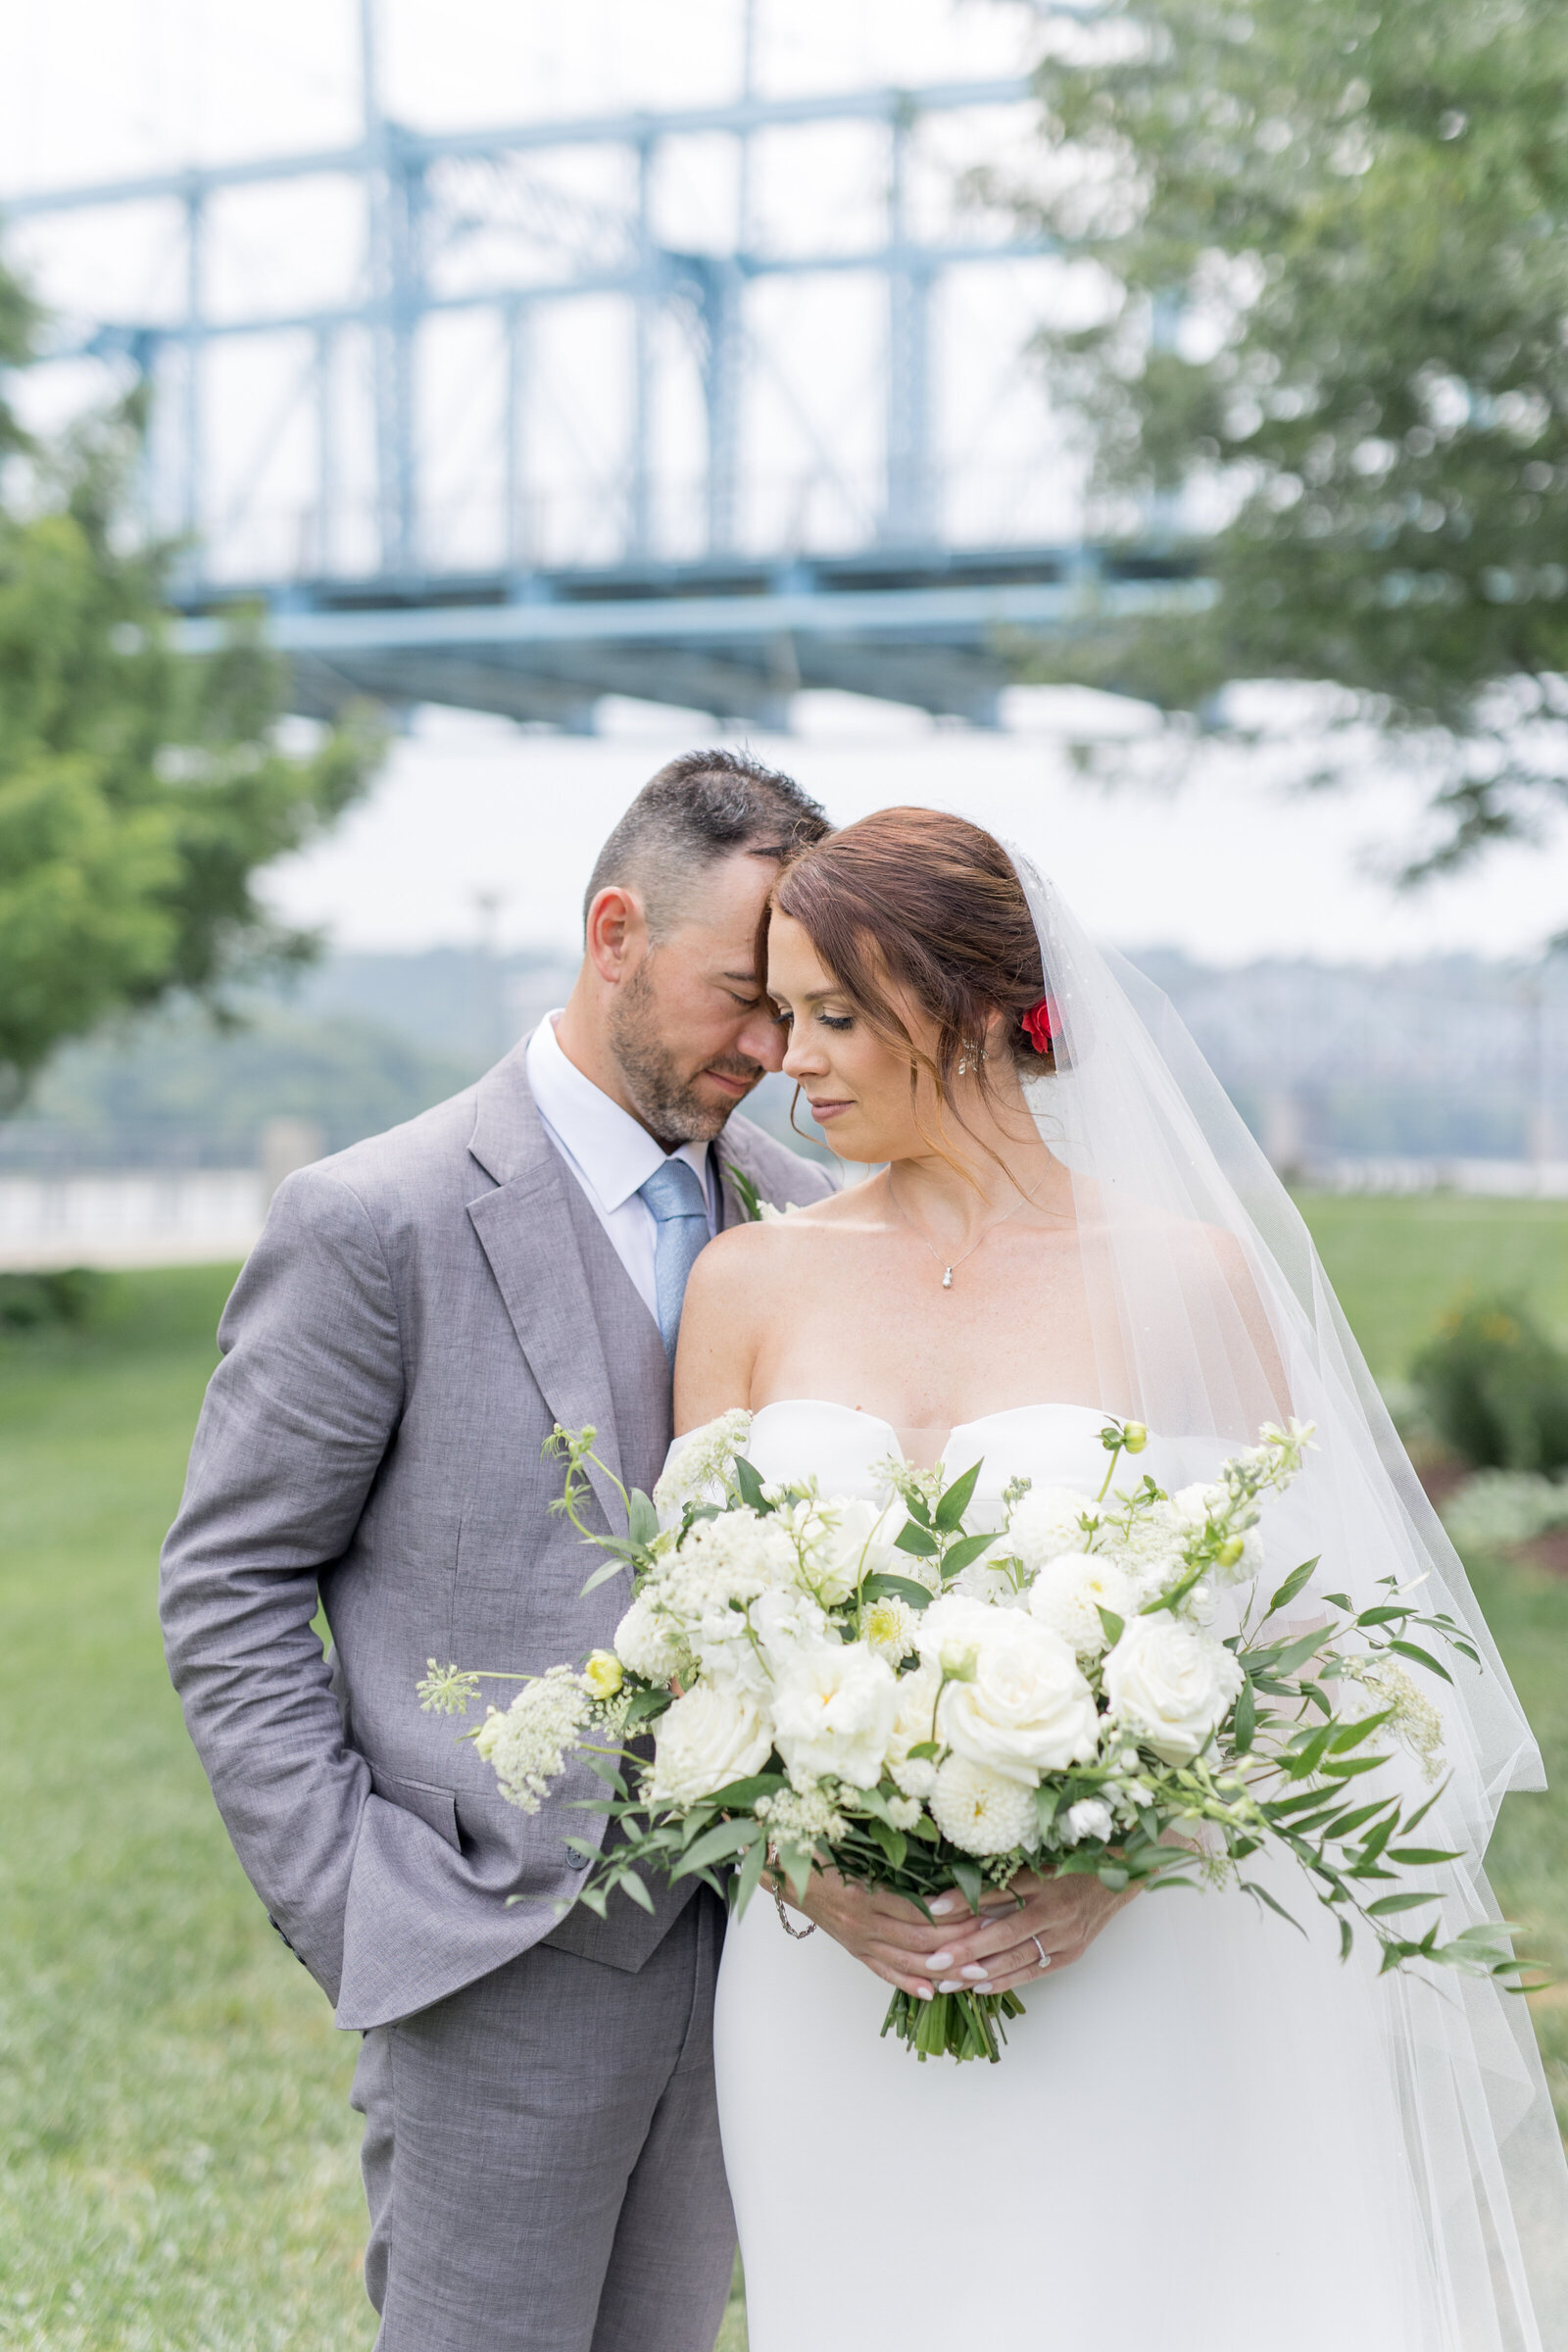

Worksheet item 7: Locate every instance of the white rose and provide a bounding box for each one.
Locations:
[930,1754,1037,1856]
[884,1658,944,1797]
[1005,1483,1099,1569]
[772,1641,900,1791]
[613,1592,687,1683]
[1027,1552,1138,1659]
[937,1612,1100,1784]
[1102,1614,1244,1764]
[649,1686,772,1803]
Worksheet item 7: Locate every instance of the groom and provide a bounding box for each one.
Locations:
[160,749,834,2352]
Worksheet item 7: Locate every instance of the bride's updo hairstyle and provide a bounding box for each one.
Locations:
[764,806,1054,1135]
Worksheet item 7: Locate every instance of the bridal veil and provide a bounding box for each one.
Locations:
[1008,849,1568,2350]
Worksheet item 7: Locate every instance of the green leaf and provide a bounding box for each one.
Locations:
[1366,1890,1442,1917]
[1231,1676,1256,1753]
[1330,1708,1394,1752]
[869,1821,908,1869]
[906,1740,941,1761]
[859,1572,935,1611]
[723,1161,764,1221]
[672,1817,762,1880]
[1355,1605,1408,1629]
[579,1557,632,1596]
[895,1521,941,1559]
[938,1532,997,1577]
[1274,1626,1331,1678]
[703,1771,785,1808]
[1096,1605,1126,1648]
[935,1459,983,1532]
[775,1839,814,1905]
[1387,1638,1453,1684]
[624,1686,674,1728]
[1266,1556,1320,1616]
[617,1869,657,1914]
[732,1832,768,1918]
[627,1489,660,1546]
[948,1860,984,1913]
[1338,1915,1354,1962]
[1240,1879,1306,1936]
[732,1455,769,1513]
[1387,1846,1464,1866]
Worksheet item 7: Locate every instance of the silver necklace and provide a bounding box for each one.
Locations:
[886,1169,1043,1291]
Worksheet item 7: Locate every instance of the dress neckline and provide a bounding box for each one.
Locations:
[747,1396,1110,1468]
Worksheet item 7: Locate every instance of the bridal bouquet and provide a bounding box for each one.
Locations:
[418,1413,1520,2064]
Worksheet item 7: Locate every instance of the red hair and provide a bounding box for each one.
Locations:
[761,807,1054,1145]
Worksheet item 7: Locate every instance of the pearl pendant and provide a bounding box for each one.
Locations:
[942,1266,954,1289]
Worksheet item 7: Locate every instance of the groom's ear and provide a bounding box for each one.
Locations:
[584,884,650,985]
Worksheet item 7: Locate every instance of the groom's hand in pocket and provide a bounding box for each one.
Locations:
[921,1867,1137,1996]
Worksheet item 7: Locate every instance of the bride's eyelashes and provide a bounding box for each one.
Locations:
[815,1010,855,1033]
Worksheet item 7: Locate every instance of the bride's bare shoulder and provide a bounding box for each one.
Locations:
[690,1185,862,1287]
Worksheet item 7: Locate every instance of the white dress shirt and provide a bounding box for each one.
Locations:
[525,1012,718,1322]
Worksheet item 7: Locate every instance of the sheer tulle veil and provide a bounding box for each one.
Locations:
[1009,848,1568,2347]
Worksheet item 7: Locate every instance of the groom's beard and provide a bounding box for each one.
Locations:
[607,964,762,1146]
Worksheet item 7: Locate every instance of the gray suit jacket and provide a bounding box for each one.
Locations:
[160,1041,831,2031]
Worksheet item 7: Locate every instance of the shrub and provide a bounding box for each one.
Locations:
[1411,1297,1568,1474]
[0,1267,107,1331]
[1442,1470,1568,1556]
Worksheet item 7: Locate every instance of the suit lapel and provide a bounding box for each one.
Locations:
[466,1045,632,1535]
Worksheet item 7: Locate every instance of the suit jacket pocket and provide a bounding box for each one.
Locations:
[368,1765,461,1851]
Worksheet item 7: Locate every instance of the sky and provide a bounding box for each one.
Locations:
[4,0,1567,965]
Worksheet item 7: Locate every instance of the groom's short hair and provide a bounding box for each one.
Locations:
[584,748,830,938]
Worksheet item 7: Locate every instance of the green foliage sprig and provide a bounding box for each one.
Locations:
[991,0,1568,873]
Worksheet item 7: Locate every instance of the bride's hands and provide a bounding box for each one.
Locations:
[783,1864,1136,1999]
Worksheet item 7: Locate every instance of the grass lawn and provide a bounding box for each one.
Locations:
[2,1197,1567,2346]
[1296,1192,1568,1376]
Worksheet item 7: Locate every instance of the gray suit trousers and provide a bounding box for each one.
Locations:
[352,1891,734,2352]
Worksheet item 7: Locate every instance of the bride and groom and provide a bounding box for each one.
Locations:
[162,750,1568,2350]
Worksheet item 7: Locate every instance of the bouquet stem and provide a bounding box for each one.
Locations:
[880,1985,1026,2063]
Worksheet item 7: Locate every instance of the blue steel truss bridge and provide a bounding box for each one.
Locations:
[3,6,1200,732]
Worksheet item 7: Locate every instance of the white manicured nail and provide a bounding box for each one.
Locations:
[927,1950,953,1970]
[960,1962,988,1981]
[930,1894,957,1917]
[937,1980,961,1993]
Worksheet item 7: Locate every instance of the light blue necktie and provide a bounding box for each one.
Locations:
[638,1155,711,1360]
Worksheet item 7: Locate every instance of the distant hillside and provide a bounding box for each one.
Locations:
[0,942,1560,1171]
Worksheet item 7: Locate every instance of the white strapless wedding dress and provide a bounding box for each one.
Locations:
[714,1400,1446,2352]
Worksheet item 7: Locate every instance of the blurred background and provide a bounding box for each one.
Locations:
[3,3,1568,2346]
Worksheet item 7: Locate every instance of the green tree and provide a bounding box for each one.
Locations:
[1002,0,1568,872]
[0,258,381,1106]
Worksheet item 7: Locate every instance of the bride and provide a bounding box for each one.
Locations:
[672,807,1568,2352]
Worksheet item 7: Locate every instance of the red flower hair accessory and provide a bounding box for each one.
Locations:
[1020,997,1054,1055]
